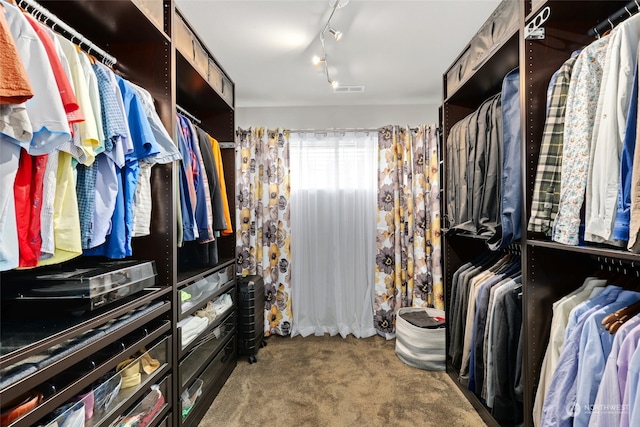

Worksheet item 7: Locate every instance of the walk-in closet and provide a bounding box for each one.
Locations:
[443,1,640,426]
[5,0,640,426]
[0,1,236,426]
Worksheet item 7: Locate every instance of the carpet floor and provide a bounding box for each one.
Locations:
[197,334,487,427]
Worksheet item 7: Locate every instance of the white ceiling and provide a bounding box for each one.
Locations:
[175,0,502,108]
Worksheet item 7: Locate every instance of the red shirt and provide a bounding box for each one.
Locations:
[24,14,84,125]
[14,148,47,267]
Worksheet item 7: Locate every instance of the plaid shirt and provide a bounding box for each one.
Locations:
[527,55,578,235]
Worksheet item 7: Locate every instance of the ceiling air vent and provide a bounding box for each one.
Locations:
[333,85,366,93]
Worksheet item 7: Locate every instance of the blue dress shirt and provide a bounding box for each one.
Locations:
[613,63,638,241]
[573,290,640,426]
[541,286,622,426]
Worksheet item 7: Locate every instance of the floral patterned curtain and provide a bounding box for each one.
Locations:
[374,124,443,338]
[236,128,292,336]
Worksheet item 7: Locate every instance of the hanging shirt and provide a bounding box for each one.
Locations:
[629,43,640,252]
[620,325,640,427]
[176,114,198,242]
[613,61,639,242]
[39,150,58,260]
[574,291,640,426]
[533,278,607,427]
[3,0,70,155]
[84,65,133,258]
[541,286,624,427]
[588,316,640,427]
[586,14,640,244]
[36,151,82,266]
[0,139,20,271]
[77,48,105,153]
[55,34,101,166]
[210,136,233,236]
[185,119,213,242]
[13,148,47,267]
[127,82,181,237]
[116,75,160,250]
[553,35,610,245]
[0,2,32,105]
[129,82,181,164]
[82,63,129,251]
[23,14,81,123]
[528,55,578,236]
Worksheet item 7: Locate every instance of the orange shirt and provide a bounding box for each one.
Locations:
[0,3,33,104]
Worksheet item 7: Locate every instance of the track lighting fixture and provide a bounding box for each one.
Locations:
[328,27,342,41]
[312,0,347,89]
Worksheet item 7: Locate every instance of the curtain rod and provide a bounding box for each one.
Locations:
[588,0,640,37]
[17,0,117,67]
[176,105,202,124]
[287,127,380,133]
[287,126,431,134]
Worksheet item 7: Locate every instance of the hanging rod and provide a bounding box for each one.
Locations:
[17,0,117,67]
[218,142,235,149]
[176,105,202,125]
[588,0,640,37]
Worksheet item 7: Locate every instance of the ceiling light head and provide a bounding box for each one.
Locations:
[328,27,343,41]
[329,79,339,89]
[312,55,325,66]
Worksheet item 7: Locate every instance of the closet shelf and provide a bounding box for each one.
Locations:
[179,279,236,321]
[178,315,235,393]
[2,322,171,427]
[37,0,170,45]
[0,288,171,368]
[526,238,640,262]
[0,310,170,401]
[443,29,519,105]
[177,258,235,288]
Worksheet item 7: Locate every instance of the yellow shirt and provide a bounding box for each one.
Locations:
[209,136,233,236]
[38,151,82,266]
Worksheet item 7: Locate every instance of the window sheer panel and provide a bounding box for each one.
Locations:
[290,132,378,338]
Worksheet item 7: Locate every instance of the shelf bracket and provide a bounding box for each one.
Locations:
[525,6,550,40]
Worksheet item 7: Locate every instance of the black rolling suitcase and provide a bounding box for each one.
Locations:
[237,274,266,363]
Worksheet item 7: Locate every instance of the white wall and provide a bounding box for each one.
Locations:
[235,103,440,130]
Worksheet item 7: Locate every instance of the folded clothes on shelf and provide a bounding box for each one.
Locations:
[92,372,122,414]
[0,362,38,390]
[181,379,203,420]
[112,384,165,427]
[0,390,43,426]
[178,316,209,348]
[42,399,84,427]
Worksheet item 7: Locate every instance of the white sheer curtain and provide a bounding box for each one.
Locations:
[290,131,378,338]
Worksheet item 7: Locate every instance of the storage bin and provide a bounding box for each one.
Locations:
[444,0,519,98]
[395,307,446,371]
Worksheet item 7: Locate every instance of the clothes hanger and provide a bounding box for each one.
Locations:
[602,300,640,334]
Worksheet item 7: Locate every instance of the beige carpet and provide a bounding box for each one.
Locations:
[198,334,487,427]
